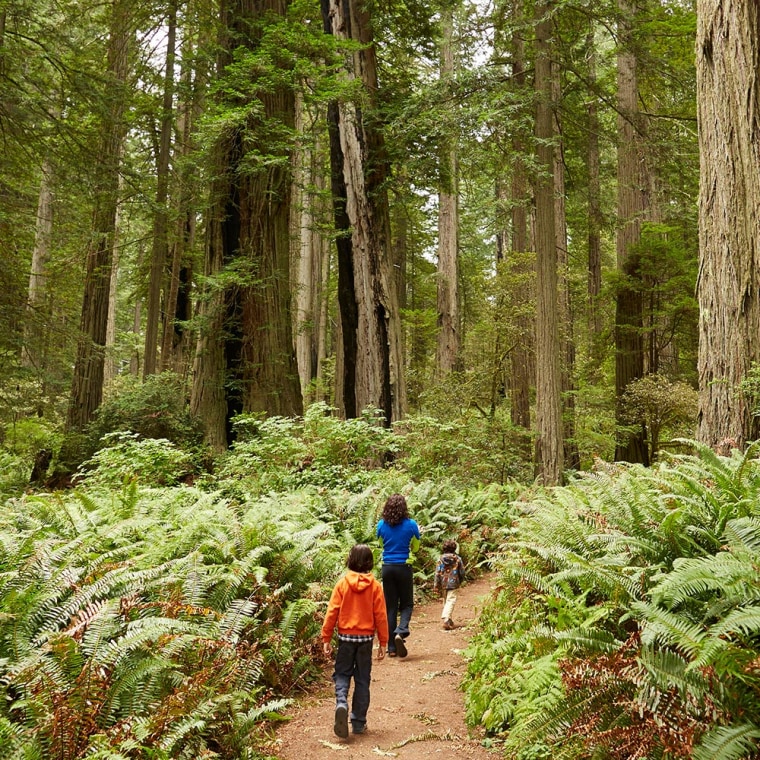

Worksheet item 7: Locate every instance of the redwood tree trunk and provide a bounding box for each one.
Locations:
[696,0,760,449]
[614,0,648,464]
[325,0,406,423]
[66,0,131,431]
[533,1,564,485]
[435,2,460,378]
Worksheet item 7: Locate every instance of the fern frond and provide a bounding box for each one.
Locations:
[692,722,760,760]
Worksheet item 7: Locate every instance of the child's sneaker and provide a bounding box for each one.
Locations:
[352,721,367,734]
[334,705,348,738]
[443,619,455,630]
[394,634,407,658]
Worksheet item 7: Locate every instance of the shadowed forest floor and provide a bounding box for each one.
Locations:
[270,573,499,759]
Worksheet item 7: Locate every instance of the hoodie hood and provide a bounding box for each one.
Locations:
[345,570,374,592]
[440,553,458,567]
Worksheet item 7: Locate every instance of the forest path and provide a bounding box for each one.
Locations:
[270,573,499,760]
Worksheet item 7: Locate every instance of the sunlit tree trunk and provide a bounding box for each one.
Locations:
[533,1,563,485]
[324,0,406,423]
[696,0,760,448]
[66,0,131,431]
[22,157,54,374]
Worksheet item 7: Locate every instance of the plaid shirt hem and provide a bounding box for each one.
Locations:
[337,633,374,643]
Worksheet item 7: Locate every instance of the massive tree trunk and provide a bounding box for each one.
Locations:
[614,0,648,464]
[435,2,460,378]
[143,0,178,377]
[191,0,301,450]
[323,0,406,424]
[533,1,564,485]
[66,0,131,431]
[696,0,760,449]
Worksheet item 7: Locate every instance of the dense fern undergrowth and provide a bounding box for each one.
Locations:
[5,406,760,759]
[0,405,517,759]
[468,441,760,760]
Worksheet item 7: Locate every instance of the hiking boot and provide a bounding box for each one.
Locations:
[443,619,455,630]
[394,634,407,658]
[334,705,348,738]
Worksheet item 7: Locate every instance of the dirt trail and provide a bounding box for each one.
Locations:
[270,573,498,760]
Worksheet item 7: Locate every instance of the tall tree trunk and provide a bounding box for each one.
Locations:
[614,0,648,464]
[324,0,406,423]
[104,176,125,388]
[191,0,301,450]
[696,0,760,449]
[508,0,532,430]
[533,1,564,485]
[586,28,604,366]
[22,157,54,373]
[144,0,178,377]
[161,25,203,377]
[553,65,580,471]
[435,2,460,378]
[66,0,131,431]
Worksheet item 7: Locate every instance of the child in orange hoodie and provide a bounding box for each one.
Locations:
[321,544,388,738]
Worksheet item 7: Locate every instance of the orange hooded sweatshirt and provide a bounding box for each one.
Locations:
[321,571,389,647]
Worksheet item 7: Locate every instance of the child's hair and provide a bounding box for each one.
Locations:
[381,493,409,526]
[442,539,458,554]
[347,544,374,573]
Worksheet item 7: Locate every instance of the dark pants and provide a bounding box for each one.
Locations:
[381,563,414,652]
[332,638,373,729]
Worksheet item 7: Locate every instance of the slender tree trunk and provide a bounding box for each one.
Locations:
[435,2,460,378]
[324,0,406,423]
[66,0,131,431]
[553,67,580,471]
[104,178,124,389]
[696,0,760,449]
[508,0,532,430]
[587,28,604,366]
[143,0,178,377]
[533,1,564,485]
[22,157,54,372]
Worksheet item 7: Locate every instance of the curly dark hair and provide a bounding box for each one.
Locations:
[442,539,457,554]
[347,544,374,573]
[381,493,409,527]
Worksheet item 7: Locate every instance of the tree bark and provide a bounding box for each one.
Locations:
[533,1,564,485]
[614,0,648,464]
[22,157,54,373]
[66,0,131,431]
[324,0,406,423]
[696,0,760,448]
[435,2,460,378]
[507,0,532,430]
[586,28,604,364]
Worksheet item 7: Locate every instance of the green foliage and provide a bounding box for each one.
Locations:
[76,432,194,487]
[464,445,760,759]
[620,373,698,461]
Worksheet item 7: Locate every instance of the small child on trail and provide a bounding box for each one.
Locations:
[434,539,465,630]
[321,544,388,739]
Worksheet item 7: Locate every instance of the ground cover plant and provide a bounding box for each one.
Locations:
[465,442,760,760]
[0,410,514,758]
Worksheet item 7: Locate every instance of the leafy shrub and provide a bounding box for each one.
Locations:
[76,432,194,487]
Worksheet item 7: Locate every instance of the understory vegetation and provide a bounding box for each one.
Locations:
[467,441,760,760]
[3,407,760,758]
